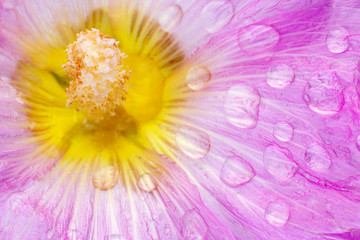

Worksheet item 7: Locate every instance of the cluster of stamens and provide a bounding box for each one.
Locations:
[63,28,129,120]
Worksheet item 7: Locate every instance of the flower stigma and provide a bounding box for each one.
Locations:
[63,28,129,121]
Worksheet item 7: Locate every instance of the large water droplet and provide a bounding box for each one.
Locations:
[326,27,349,54]
[200,1,234,33]
[265,201,290,227]
[238,25,280,53]
[220,155,255,187]
[186,66,211,90]
[138,173,157,192]
[92,165,119,190]
[303,72,344,115]
[175,126,210,160]
[158,5,183,32]
[356,135,360,151]
[266,64,295,88]
[273,122,294,142]
[304,143,332,171]
[263,145,298,181]
[105,234,126,240]
[224,84,261,129]
[180,210,208,240]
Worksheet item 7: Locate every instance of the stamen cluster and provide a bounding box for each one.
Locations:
[63,28,129,120]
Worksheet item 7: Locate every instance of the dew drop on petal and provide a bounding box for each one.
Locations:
[92,165,119,190]
[263,145,298,181]
[175,126,210,160]
[220,155,255,187]
[104,234,126,240]
[265,201,290,227]
[224,84,261,129]
[238,25,280,53]
[138,173,157,192]
[158,5,183,32]
[200,1,234,33]
[180,210,208,240]
[356,135,360,151]
[326,27,349,54]
[273,122,294,142]
[266,64,295,88]
[303,72,344,115]
[186,66,211,91]
[304,143,332,171]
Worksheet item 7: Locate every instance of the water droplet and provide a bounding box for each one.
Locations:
[263,145,298,181]
[265,201,290,227]
[104,234,126,240]
[303,72,344,115]
[266,64,295,88]
[200,1,234,33]
[175,126,210,160]
[238,25,280,53]
[356,135,360,151]
[304,143,332,171]
[224,84,261,129]
[326,27,349,54]
[341,175,360,191]
[92,165,119,190]
[180,210,208,240]
[67,230,83,240]
[186,66,211,90]
[158,5,183,32]
[138,173,157,192]
[220,155,255,187]
[273,122,294,142]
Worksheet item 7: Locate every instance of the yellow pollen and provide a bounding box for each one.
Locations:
[63,28,129,120]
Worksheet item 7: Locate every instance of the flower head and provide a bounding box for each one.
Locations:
[1,0,360,239]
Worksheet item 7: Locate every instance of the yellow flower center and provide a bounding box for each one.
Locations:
[13,8,186,189]
[63,28,165,125]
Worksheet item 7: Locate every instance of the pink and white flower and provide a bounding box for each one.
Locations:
[1,0,360,239]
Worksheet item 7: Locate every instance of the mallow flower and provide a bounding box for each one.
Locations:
[1,0,360,239]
